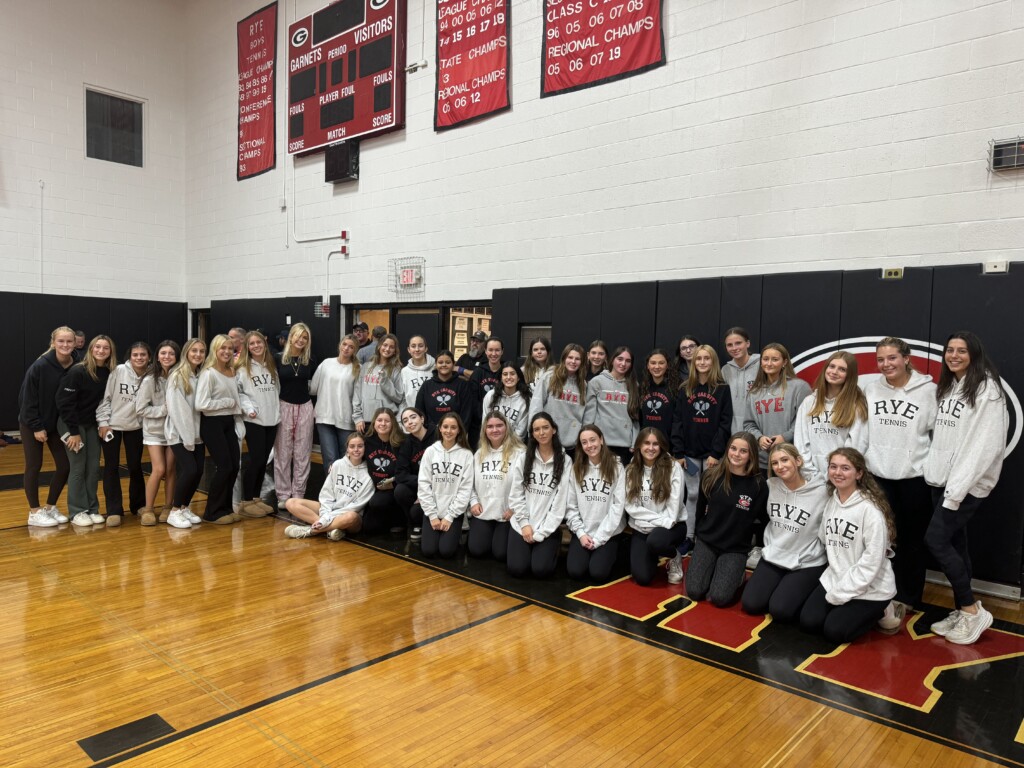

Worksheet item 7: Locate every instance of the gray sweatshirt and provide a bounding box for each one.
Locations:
[529,370,585,445]
[310,358,359,429]
[401,355,436,408]
[743,376,812,465]
[470,445,525,521]
[582,371,638,449]
[509,450,572,541]
[793,394,866,480]
[96,363,144,431]
[924,377,1007,509]
[418,442,475,522]
[195,368,242,417]
[860,370,936,480]
[566,460,626,547]
[354,363,404,422]
[237,360,281,426]
[165,374,201,450]
[722,354,760,434]
[762,474,828,570]
[135,375,168,444]
[483,389,529,439]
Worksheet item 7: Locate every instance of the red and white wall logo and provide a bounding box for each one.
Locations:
[791,337,1021,457]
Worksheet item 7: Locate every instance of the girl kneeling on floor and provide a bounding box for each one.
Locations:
[798,447,897,644]
[625,427,686,587]
[285,432,374,540]
[418,413,475,558]
[741,443,827,622]
[566,425,626,582]
[687,432,768,606]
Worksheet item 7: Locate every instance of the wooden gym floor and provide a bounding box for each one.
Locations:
[0,443,1022,767]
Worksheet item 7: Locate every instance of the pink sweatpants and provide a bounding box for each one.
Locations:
[274,401,314,502]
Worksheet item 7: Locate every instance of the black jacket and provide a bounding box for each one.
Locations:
[55,364,110,436]
[671,383,732,460]
[415,374,475,430]
[395,426,438,493]
[18,349,74,432]
[364,433,400,486]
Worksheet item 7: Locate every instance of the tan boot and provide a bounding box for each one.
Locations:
[139,506,157,526]
[237,500,267,519]
[159,504,172,524]
[106,514,122,528]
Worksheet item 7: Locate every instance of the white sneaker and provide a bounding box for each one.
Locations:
[327,529,346,541]
[666,553,683,584]
[945,602,993,645]
[89,513,105,525]
[45,505,69,524]
[166,510,192,529]
[182,508,202,525]
[930,609,962,637]
[877,600,906,634]
[746,546,763,570]
[28,509,59,528]
[285,524,313,539]
[71,512,93,527]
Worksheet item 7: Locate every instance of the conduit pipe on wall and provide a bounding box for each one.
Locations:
[38,180,45,292]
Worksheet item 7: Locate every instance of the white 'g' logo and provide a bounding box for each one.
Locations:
[291,27,309,47]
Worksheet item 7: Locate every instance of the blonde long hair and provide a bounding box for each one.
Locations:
[81,335,117,381]
[684,345,726,397]
[808,351,867,429]
[476,411,525,472]
[170,338,205,395]
[282,323,312,366]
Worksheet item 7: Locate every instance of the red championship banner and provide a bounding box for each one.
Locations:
[237,2,278,179]
[435,0,510,130]
[542,0,664,97]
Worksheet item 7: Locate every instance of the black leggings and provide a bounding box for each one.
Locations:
[876,475,932,608]
[200,415,239,520]
[567,534,621,582]
[362,489,403,535]
[20,423,70,508]
[507,528,561,578]
[799,583,889,644]
[630,523,688,586]
[395,482,422,527]
[420,514,462,558]
[170,443,205,509]
[101,428,145,514]
[467,517,510,561]
[925,487,984,608]
[741,560,826,622]
[242,422,277,500]
[686,538,746,606]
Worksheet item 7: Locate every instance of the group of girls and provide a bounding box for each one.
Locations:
[285,327,1008,647]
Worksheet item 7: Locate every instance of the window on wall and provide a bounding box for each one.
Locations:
[86,89,143,167]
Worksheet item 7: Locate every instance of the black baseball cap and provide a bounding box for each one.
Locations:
[352,322,369,331]
[471,331,487,341]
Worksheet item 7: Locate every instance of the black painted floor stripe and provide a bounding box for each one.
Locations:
[343,538,1024,768]
[89,602,528,766]
[79,714,174,762]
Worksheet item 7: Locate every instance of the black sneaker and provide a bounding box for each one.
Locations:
[410,526,422,541]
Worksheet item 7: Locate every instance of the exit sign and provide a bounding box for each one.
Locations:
[399,268,419,285]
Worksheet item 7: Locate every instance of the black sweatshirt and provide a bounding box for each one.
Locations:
[640,380,676,442]
[695,473,768,554]
[671,383,732,460]
[55,365,111,436]
[395,425,438,493]
[416,374,475,429]
[19,349,73,432]
[364,433,400,486]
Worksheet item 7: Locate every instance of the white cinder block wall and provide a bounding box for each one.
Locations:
[0,0,187,300]
[4,1,1023,307]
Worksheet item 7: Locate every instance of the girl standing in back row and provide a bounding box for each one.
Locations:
[923,332,1007,645]
[275,323,317,509]
[793,351,867,480]
[584,346,639,465]
[237,331,280,518]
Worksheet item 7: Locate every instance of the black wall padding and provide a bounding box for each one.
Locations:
[931,265,1023,585]
[719,275,763,348]
[517,287,553,324]
[8,293,187,430]
[840,267,933,348]
[395,311,441,359]
[655,278,720,354]
[761,271,842,357]
[600,282,657,357]
[210,296,338,367]
[551,284,601,354]
[489,290,518,356]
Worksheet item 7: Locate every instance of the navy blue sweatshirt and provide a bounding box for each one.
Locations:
[416,374,475,430]
[364,433,400,486]
[55,364,110,436]
[19,349,74,432]
[395,425,438,493]
[695,473,768,554]
[640,380,676,443]
[671,383,732,461]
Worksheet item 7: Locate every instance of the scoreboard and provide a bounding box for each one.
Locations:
[287,0,406,154]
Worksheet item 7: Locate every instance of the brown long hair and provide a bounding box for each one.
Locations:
[825,447,896,544]
[548,343,587,405]
[750,343,798,395]
[370,407,405,450]
[81,335,118,381]
[701,432,760,498]
[522,336,552,386]
[608,346,640,422]
[625,427,674,505]
[638,349,681,401]
[239,330,278,382]
[808,351,867,428]
[573,424,620,487]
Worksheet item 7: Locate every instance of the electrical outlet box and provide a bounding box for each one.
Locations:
[984,260,1009,274]
[882,267,903,280]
